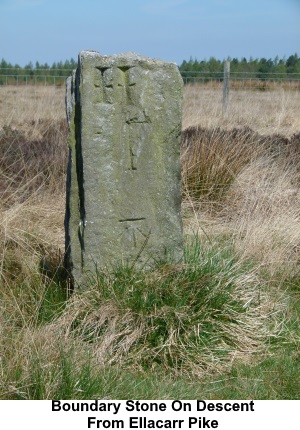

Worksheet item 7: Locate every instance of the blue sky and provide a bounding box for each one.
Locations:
[0,0,299,66]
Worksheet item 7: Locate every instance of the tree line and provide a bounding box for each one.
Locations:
[0,58,78,85]
[0,54,299,80]
[0,58,77,77]
[179,54,300,79]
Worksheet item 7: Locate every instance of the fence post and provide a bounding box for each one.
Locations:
[223,60,230,114]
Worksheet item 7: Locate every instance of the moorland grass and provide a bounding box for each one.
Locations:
[0,237,294,399]
[0,84,299,399]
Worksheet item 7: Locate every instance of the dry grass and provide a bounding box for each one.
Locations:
[0,86,65,138]
[181,126,266,204]
[224,151,300,277]
[0,83,300,398]
[0,96,68,288]
[183,84,300,137]
[181,83,300,281]
[182,128,300,276]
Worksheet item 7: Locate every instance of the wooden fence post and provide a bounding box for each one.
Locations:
[223,60,230,114]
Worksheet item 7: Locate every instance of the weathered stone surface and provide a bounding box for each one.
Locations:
[65,50,183,286]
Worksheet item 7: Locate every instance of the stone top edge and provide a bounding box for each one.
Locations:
[78,50,179,67]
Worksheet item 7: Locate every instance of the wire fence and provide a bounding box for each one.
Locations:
[181,69,300,119]
[181,71,300,92]
[0,68,71,87]
[1,68,300,90]
[1,68,299,134]
[0,74,68,87]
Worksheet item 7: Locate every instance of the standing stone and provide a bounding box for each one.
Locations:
[65,50,183,286]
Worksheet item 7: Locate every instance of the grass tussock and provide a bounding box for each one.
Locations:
[0,119,68,206]
[181,126,262,202]
[0,240,288,399]
[56,242,275,376]
[0,84,299,399]
[181,126,300,204]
